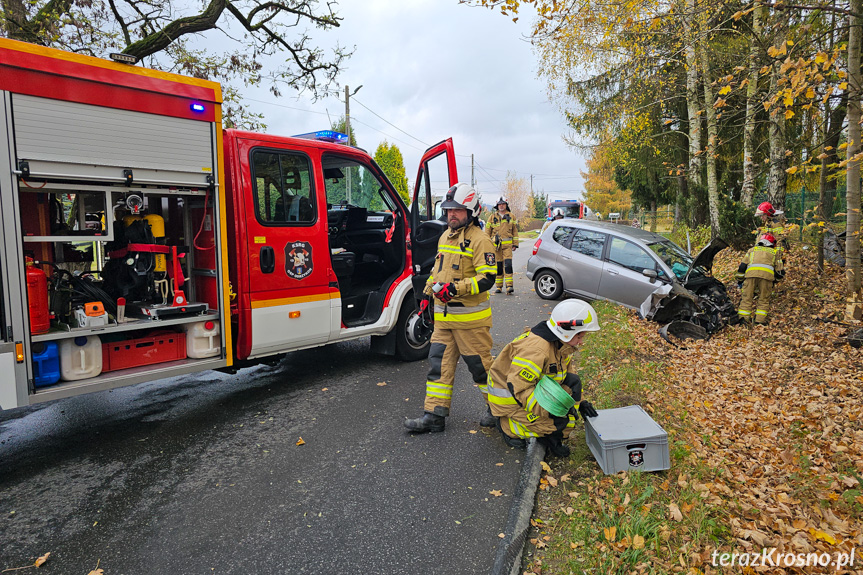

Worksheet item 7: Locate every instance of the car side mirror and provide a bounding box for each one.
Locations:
[642,269,658,283]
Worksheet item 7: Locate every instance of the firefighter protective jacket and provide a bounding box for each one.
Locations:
[742,245,784,281]
[486,210,519,249]
[487,322,580,437]
[424,223,497,329]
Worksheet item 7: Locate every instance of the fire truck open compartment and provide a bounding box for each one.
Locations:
[1,78,228,406]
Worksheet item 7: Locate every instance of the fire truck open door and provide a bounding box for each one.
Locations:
[409,139,458,275]
[232,138,333,360]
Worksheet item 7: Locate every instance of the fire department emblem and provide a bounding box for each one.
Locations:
[285,241,313,280]
[485,252,496,266]
[629,450,644,467]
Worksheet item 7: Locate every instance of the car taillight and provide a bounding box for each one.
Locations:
[532,239,542,255]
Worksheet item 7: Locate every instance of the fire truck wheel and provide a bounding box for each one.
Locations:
[395,295,431,362]
[534,269,563,300]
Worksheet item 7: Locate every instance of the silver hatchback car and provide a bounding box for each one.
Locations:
[526,220,718,309]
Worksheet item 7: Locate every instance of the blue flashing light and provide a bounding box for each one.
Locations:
[292,130,349,144]
[190,103,206,113]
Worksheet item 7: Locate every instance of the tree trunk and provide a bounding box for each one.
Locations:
[650,200,657,232]
[741,5,765,207]
[767,61,787,211]
[684,0,702,193]
[699,42,721,238]
[818,100,830,274]
[847,0,863,313]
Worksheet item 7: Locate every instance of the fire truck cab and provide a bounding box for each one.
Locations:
[0,38,456,411]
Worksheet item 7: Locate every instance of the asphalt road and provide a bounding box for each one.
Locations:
[0,244,548,575]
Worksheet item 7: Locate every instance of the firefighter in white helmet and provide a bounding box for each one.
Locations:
[540,208,564,234]
[404,183,499,433]
[486,299,600,457]
[486,196,519,294]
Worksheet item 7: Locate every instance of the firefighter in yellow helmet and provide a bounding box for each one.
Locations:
[486,299,600,457]
[736,233,784,325]
[404,183,498,433]
[486,196,519,294]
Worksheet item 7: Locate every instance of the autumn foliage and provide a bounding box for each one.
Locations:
[526,246,862,574]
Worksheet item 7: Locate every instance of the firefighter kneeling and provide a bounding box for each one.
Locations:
[486,299,600,457]
[736,233,784,325]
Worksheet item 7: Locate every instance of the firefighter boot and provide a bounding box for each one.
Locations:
[404,411,446,433]
[497,418,526,449]
[479,405,496,428]
[538,431,571,458]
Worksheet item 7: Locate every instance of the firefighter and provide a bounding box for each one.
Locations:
[486,196,519,294]
[404,183,498,433]
[736,233,785,325]
[540,208,564,234]
[754,201,788,255]
[486,299,600,457]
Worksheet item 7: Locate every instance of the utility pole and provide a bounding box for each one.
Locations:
[471,154,475,187]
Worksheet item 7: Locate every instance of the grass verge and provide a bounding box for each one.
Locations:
[523,301,729,575]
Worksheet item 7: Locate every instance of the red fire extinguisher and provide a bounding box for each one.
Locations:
[26,257,50,334]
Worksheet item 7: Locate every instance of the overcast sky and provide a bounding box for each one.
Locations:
[242,0,587,206]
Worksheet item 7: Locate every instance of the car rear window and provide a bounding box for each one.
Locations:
[569,229,605,259]
[552,225,575,246]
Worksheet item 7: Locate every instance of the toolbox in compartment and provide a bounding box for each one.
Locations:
[102,331,187,372]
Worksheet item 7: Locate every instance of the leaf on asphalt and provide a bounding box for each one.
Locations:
[469,430,477,434]
[633,535,645,549]
[34,552,50,567]
[604,526,617,542]
[669,503,683,521]
[88,570,104,575]
[321,387,328,391]
[498,533,505,538]
[376,381,387,386]
[495,463,504,467]
[296,437,305,446]
[490,490,503,497]
[541,461,552,473]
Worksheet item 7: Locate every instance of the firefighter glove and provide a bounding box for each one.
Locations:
[737,262,748,274]
[494,235,501,249]
[775,270,785,281]
[419,297,430,313]
[578,400,598,419]
[434,282,458,303]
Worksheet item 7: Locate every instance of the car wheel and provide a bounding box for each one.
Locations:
[534,270,563,300]
[394,294,431,362]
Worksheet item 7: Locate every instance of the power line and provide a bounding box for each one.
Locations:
[352,98,430,148]
[243,97,330,117]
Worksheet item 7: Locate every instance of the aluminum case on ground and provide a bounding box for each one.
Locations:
[584,405,670,474]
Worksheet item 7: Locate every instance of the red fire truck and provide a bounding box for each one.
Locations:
[0,38,456,410]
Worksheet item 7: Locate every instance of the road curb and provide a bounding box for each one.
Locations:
[491,438,546,575]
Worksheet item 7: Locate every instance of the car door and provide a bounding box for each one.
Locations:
[409,139,457,275]
[600,236,664,308]
[558,228,606,298]
[235,139,332,359]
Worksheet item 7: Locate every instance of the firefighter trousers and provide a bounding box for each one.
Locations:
[495,245,514,291]
[738,277,774,324]
[423,326,493,416]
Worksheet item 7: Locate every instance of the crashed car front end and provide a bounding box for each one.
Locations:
[641,238,737,342]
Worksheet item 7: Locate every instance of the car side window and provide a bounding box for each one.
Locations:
[568,229,605,259]
[607,237,657,273]
[552,225,575,246]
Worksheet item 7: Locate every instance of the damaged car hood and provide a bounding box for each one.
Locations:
[642,237,735,338]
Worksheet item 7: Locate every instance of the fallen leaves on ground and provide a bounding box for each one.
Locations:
[490,489,503,497]
[295,437,305,446]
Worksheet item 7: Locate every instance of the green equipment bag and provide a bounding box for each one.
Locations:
[534,375,576,417]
